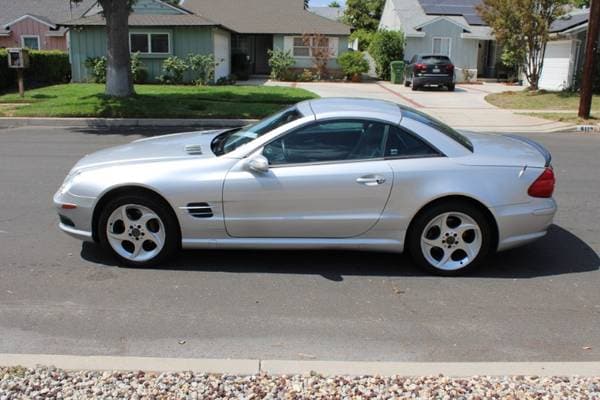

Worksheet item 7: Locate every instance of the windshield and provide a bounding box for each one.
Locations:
[421,55,451,64]
[212,107,303,155]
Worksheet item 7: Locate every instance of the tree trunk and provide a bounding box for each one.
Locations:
[101,0,133,97]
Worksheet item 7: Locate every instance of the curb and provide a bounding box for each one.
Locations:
[2,354,600,377]
[0,117,256,129]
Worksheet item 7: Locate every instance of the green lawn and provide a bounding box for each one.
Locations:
[486,90,600,111]
[0,84,318,119]
[519,112,600,125]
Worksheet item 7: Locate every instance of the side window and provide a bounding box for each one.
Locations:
[385,126,439,158]
[264,120,387,165]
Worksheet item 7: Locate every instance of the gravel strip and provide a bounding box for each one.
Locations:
[1,366,599,399]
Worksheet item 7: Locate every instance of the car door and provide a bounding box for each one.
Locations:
[222,119,394,238]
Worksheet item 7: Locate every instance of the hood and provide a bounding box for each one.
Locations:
[71,129,229,172]
[459,132,550,168]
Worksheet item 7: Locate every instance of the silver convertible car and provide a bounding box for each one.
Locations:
[54,98,556,275]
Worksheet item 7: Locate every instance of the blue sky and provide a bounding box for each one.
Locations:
[309,0,345,6]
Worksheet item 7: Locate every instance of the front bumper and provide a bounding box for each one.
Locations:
[53,190,96,242]
[494,198,557,251]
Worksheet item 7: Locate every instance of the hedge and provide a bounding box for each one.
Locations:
[0,50,70,91]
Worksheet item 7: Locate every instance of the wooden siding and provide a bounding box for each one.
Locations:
[70,26,213,82]
[273,34,349,70]
[0,17,66,50]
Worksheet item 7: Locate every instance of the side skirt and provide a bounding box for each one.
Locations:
[181,238,405,253]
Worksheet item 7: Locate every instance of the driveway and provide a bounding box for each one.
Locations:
[267,81,570,133]
[0,126,598,362]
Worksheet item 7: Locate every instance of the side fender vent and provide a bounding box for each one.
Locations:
[184,203,214,218]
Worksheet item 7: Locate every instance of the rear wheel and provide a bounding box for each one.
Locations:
[448,83,455,91]
[404,76,410,87]
[407,201,494,276]
[98,194,180,267]
[411,77,419,91]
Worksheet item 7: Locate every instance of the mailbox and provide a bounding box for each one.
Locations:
[7,48,30,69]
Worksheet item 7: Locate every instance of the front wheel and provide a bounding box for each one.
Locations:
[98,194,180,267]
[407,201,494,276]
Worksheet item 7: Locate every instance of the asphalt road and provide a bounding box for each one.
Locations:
[0,125,599,362]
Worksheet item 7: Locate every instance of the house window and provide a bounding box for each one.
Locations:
[433,37,451,56]
[22,36,40,50]
[292,37,310,57]
[292,36,336,57]
[129,33,170,54]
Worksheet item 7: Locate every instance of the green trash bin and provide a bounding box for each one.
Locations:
[390,61,405,84]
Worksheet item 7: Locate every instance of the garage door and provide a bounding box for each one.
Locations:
[539,41,574,91]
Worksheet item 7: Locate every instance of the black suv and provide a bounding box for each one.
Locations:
[404,54,456,91]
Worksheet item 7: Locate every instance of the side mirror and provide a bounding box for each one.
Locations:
[247,155,269,173]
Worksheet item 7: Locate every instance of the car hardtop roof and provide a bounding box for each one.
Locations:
[303,98,403,121]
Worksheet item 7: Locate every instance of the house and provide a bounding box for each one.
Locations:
[379,0,499,81]
[0,0,94,51]
[63,0,351,82]
[539,9,590,91]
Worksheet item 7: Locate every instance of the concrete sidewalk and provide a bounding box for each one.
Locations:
[3,354,600,377]
[267,80,572,133]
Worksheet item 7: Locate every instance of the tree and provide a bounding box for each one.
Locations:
[72,0,135,97]
[342,0,386,31]
[477,0,569,90]
[368,29,404,80]
[328,1,341,7]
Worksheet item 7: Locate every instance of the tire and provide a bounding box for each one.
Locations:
[404,77,410,87]
[98,193,180,267]
[407,201,494,276]
[411,75,419,91]
[448,84,456,91]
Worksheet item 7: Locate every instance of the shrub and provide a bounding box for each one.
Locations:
[298,69,315,82]
[130,52,148,84]
[338,51,369,79]
[85,54,147,84]
[215,74,237,86]
[161,56,188,84]
[0,50,70,91]
[188,54,217,85]
[268,49,295,80]
[368,30,405,80]
[85,57,108,83]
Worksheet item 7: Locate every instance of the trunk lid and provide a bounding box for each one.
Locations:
[458,132,550,168]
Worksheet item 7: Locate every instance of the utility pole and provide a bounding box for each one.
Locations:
[578,0,600,119]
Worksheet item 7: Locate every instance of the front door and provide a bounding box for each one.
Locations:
[254,35,273,75]
[222,120,394,238]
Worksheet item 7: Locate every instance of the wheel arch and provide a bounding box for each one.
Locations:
[406,195,499,250]
[91,185,181,243]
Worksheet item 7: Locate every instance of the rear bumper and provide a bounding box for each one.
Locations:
[414,75,454,86]
[494,198,557,251]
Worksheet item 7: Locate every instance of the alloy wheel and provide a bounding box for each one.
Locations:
[106,204,166,262]
[420,212,482,271]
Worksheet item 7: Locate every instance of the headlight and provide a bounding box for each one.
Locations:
[59,170,82,195]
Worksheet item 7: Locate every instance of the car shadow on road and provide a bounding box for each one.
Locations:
[81,224,599,280]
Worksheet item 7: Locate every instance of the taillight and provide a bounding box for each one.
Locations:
[528,167,555,198]
[446,64,455,73]
[415,63,427,72]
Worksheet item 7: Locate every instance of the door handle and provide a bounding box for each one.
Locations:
[356,175,386,186]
